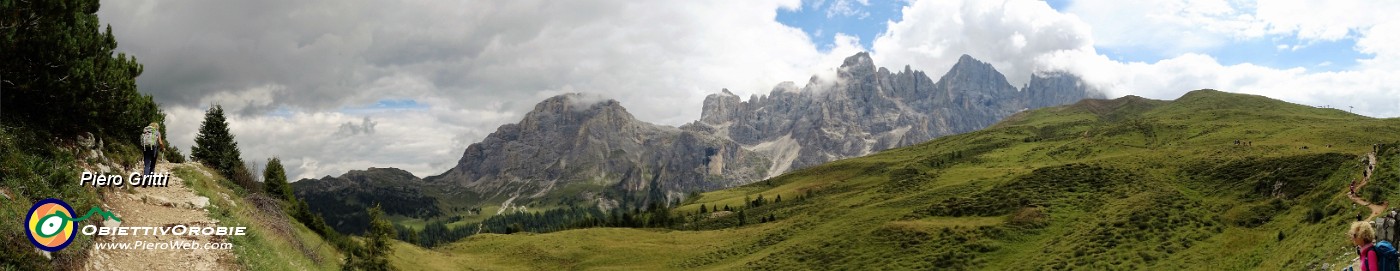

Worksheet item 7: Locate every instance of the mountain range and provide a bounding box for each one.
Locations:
[293,52,1103,232]
[387,89,1400,270]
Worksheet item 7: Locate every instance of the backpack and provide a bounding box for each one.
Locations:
[1366,241,1400,271]
[1381,212,1400,242]
[141,126,160,150]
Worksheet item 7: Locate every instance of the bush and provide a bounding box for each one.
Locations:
[923,164,1134,217]
[230,161,262,195]
[163,145,186,163]
[1008,207,1050,228]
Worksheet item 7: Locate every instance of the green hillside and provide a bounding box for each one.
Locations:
[389,89,1400,270]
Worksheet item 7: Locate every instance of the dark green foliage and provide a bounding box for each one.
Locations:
[882,166,932,193]
[345,205,396,271]
[1038,192,1217,270]
[163,144,187,163]
[291,199,359,255]
[1,0,160,141]
[229,160,261,194]
[752,224,1000,270]
[192,105,244,180]
[750,194,768,208]
[293,168,445,234]
[924,164,1136,217]
[1021,120,1093,143]
[921,141,1009,169]
[397,203,683,248]
[1185,153,1350,199]
[1224,198,1288,227]
[1008,207,1049,229]
[394,224,419,245]
[263,157,293,201]
[1304,201,1338,224]
[1,1,161,269]
[299,189,441,234]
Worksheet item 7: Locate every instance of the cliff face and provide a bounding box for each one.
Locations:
[688,53,1103,175]
[304,52,1103,210]
[427,94,769,205]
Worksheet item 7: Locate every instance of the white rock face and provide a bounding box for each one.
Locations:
[691,53,1103,173]
[295,53,1103,216]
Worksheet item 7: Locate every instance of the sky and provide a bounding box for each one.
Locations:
[95,0,1400,180]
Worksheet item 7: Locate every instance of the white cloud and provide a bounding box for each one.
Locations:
[871,0,1094,86]
[104,0,1400,180]
[1062,0,1266,55]
[101,0,872,178]
[164,102,495,180]
[827,0,872,18]
[1255,0,1396,41]
[871,0,1400,118]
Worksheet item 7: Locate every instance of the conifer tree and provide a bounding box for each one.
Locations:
[1,0,159,139]
[365,204,396,270]
[191,105,242,179]
[264,157,293,201]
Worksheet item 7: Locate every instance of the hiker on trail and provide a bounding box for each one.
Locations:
[1352,221,1380,270]
[141,122,164,175]
[1349,221,1400,271]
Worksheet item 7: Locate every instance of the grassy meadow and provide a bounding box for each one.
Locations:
[385,90,1400,270]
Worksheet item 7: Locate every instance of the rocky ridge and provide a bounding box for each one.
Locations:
[299,52,1104,212]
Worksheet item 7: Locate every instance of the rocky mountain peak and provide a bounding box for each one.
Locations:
[701,88,743,124]
[947,54,999,76]
[938,54,1014,96]
[1024,72,1105,109]
[841,52,875,70]
[519,93,635,129]
[344,167,416,179]
[530,93,621,114]
[307,52,1106,219]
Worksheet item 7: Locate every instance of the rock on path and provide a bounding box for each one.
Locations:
[82,162,238,271]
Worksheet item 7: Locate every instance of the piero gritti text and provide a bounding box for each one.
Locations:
[79,171,171,188]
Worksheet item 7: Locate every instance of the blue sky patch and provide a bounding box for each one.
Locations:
[1095,36,1363,72]
[776,0,906,50]
[338,99,428,115]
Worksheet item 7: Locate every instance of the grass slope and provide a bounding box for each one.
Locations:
[390,89,1400,270]
[176,163,345,270]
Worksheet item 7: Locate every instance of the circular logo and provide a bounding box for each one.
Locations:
[26,198,76,252]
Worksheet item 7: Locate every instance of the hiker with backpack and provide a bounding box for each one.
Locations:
[1349,221,1399,271]
[141,122,164,176]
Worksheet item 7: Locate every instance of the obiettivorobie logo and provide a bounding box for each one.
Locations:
[26,198,121,252]
[26,197,248,252]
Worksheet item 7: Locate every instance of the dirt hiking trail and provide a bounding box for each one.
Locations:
[82,162,238,271]
[1346,152,1386,221]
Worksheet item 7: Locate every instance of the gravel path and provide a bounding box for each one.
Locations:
[82,162,239,271]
